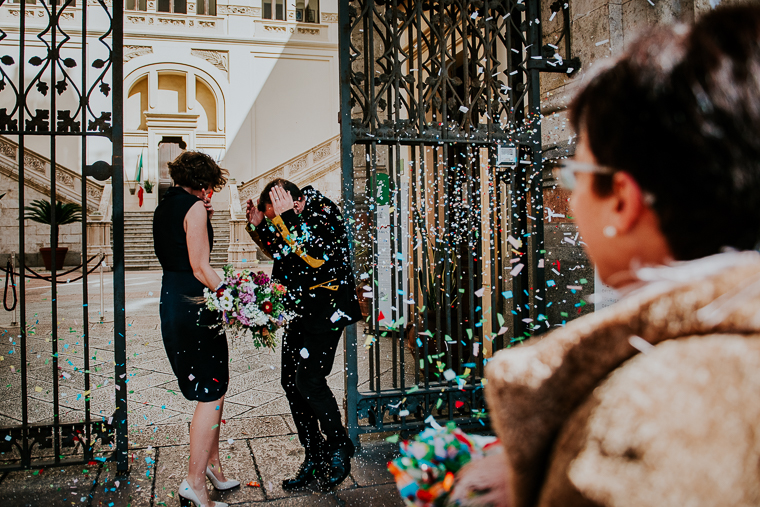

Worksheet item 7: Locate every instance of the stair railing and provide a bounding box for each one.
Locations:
[0,135,105,211]
[237,135,341,207]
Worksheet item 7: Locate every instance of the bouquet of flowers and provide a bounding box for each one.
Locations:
[388,422,502,507]
[203,265,293,349]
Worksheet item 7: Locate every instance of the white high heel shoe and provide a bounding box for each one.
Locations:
[206,466,240,491]
[178,479,229,507]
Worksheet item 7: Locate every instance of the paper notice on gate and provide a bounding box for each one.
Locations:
[507,235,523,249]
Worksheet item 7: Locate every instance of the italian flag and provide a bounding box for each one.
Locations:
[135,151,144,207]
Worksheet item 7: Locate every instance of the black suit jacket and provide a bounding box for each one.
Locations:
[246,186,362,333]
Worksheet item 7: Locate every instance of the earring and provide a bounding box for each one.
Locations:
[603,225,617,238]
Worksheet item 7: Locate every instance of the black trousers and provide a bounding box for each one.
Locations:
[281,322,347,457]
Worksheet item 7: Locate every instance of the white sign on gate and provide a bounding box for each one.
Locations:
[374,180,409,329]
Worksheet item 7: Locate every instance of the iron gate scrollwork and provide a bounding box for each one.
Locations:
[339,0,578,440]
[0,0,126,471]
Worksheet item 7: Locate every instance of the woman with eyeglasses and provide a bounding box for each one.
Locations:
[450,5,760,507]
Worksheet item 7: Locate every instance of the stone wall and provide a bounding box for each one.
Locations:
[0,171,83,268]
[536,0,746,317]
[540,0,748,147]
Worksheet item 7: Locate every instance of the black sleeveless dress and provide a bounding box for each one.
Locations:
[153,186,229,402]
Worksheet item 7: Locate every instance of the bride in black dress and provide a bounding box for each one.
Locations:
[153,151,237,507]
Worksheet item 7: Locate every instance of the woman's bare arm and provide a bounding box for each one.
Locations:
[185,201,222,290]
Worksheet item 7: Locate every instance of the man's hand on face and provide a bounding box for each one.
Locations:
[246,198,265,227]
[270,186,295,216]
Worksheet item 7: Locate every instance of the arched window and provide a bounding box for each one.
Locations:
[126,76,148,131]
[195,78,217,132]
[124,63,225,134]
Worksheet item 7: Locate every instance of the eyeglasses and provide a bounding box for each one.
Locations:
[554,159,615,191]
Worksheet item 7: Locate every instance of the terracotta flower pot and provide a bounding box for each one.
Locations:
[39,247,68,271]
[356,286,371,318]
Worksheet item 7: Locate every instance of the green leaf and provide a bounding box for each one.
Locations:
[23,199,82,243]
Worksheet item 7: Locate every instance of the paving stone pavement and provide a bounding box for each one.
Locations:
[0,269,405,506]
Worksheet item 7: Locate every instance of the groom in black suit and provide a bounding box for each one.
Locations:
[245,178,361,491]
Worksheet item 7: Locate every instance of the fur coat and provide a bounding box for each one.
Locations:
[484,251,760,507]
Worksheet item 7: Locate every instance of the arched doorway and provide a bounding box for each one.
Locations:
[124,64,226,210]
[157,136,187,201]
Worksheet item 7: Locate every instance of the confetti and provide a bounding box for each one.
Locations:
[507,235,523,249]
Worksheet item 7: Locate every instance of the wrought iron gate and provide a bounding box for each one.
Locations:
[0,0,127,471]
[339,0,577,440]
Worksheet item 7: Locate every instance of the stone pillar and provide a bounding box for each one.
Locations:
[86,212,113,271]
[226,180,258,268]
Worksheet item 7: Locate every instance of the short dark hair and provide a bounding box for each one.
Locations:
[168,151,228,191]
[570,4,760,260]
[257,178,303,212]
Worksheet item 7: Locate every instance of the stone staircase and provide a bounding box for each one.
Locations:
[120,210,230,270]
[209,211,231,267]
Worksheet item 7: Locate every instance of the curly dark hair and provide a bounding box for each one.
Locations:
[168,151,228,191]
[570,4,760,260]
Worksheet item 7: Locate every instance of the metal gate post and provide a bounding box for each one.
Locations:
[527,0,547,329]
[338,0,360,447]
[112,0,128,472]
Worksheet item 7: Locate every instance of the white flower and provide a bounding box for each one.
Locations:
[240,303,254,318]
[250,307,269,326]
[219,290,234,311]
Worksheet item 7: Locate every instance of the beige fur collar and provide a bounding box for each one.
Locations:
[484,251,760,507]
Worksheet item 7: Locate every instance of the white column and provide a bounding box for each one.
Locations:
[148,130,158,185]
[148,70,158,111]
[186,71,196,112]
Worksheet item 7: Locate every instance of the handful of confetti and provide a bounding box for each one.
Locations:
[203,265,293,349]
[388,422,499,506]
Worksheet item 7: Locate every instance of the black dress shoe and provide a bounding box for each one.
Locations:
[282,456,326,491]
[319,441,355,492]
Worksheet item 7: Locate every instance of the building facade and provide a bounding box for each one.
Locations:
[0,0,342,266]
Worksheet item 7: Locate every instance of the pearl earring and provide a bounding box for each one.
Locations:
[603,225,617,238]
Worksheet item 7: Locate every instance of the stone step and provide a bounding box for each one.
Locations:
[122,226,231,232]
[122,235,232,242]
[121,210,231,271]
[122,228,231,234]
[123,215,231,221]
[123,253,229,260]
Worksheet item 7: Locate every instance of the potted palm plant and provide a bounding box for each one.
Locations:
[24,199,82,271]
